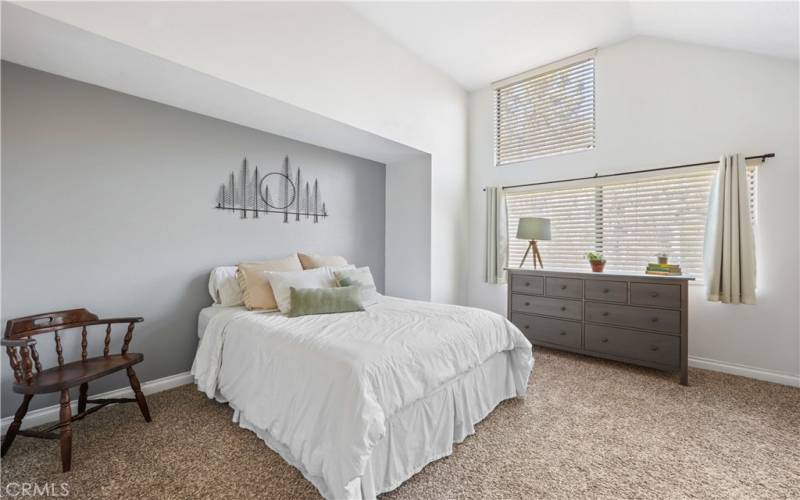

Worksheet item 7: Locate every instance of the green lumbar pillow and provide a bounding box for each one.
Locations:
[288,286,365,317]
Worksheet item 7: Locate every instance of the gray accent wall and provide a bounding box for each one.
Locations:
[1,62,386,416]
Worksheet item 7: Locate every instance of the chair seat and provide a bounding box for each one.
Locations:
[13,353,144,394]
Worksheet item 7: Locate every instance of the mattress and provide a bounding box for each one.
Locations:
[192,297,533,499]
[197,304,246,339]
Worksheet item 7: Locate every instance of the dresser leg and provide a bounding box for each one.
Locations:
[680,365,689,386]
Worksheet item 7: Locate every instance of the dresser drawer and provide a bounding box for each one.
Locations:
[585,324,679,368]
[584,302,680,334]
[545,277,583,299]
[585,280,627,303]
[511,295,582,320]
[510,275,544,295]
[630,282,681,308]
[511,313,581,348]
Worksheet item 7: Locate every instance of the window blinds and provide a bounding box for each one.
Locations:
[506,186,598,269]
[597,172,715,276]
[506,167,757,278]
[495,53,595,165]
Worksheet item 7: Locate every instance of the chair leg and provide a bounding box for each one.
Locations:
[78,383,89,413]
[126,367,151,422]
[59,390,72,473]
[1,394,33,457]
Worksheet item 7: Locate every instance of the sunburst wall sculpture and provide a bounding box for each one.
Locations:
[215,156,328,223]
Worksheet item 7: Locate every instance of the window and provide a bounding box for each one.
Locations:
[506,167,758,278]
[494,50,596,166]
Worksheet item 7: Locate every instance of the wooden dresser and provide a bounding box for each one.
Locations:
[506,268,693,385]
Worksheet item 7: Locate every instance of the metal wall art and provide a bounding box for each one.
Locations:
[215,156,328,223]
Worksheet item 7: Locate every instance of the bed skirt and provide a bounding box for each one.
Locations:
[223,349,523,499]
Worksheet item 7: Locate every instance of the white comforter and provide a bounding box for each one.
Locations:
[191,296,533,499]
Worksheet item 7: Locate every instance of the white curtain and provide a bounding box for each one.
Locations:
[484,186,508,284]
[704,154,756,304]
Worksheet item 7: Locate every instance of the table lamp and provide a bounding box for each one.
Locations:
[516,217,551,268]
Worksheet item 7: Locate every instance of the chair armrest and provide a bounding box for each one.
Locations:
[86,317,144,327]
[5,317,144,337]
[1,338,37,348]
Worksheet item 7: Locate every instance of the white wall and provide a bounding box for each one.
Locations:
[385,157,433,300]
[468,37,800,385]
[14,2,469,304]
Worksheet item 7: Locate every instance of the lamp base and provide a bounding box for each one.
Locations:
[518,240,544,269]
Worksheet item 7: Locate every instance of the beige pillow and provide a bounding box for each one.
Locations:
[236,254,303,310]
[298,252,348,269]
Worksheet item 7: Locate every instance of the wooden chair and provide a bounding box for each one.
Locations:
[1,308,151,472]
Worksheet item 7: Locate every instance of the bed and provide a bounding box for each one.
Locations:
[192,295,533,499]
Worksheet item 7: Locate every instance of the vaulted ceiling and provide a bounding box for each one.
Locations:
[347,1,799,90]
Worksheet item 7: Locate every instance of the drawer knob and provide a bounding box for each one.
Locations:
[651,292,659,298]
[525,282,531,286]
[560,284,567,290]
[525,301,531,307]
[559,331,567,336]
[602,288,609,293]
[651,317,659,323]
[601,338,609,343]
[524,325,530,330]
[650,345,659,351]
[560,306,567,311]
[602,311,609,317]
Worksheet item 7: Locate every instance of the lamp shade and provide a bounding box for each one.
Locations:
[516,217,551,240]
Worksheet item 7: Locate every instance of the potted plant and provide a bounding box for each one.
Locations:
[587,251,606,272]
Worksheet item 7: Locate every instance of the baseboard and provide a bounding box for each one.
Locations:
[688,356,800,387]
[1,371,193,434]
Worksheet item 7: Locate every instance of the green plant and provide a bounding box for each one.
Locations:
[586,251,605,262]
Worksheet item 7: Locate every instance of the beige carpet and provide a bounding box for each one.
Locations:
[2,348,798,499]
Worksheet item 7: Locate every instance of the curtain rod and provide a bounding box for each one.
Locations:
[483,153,775,192]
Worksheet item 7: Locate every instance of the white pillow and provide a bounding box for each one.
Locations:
[326,264,356,274]
[208,266,244,306]
[334,267,380,306]
[265,267,338,314]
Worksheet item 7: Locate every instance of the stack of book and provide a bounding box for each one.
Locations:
[645,263,682,276]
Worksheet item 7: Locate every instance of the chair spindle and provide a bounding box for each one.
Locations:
[29,342,43,373]
[103,323,111,357]
[81,326,88,360]
[54,331,65,366]
[6,346,23,383]
[121,322,135,355]
[19,345,34,382]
